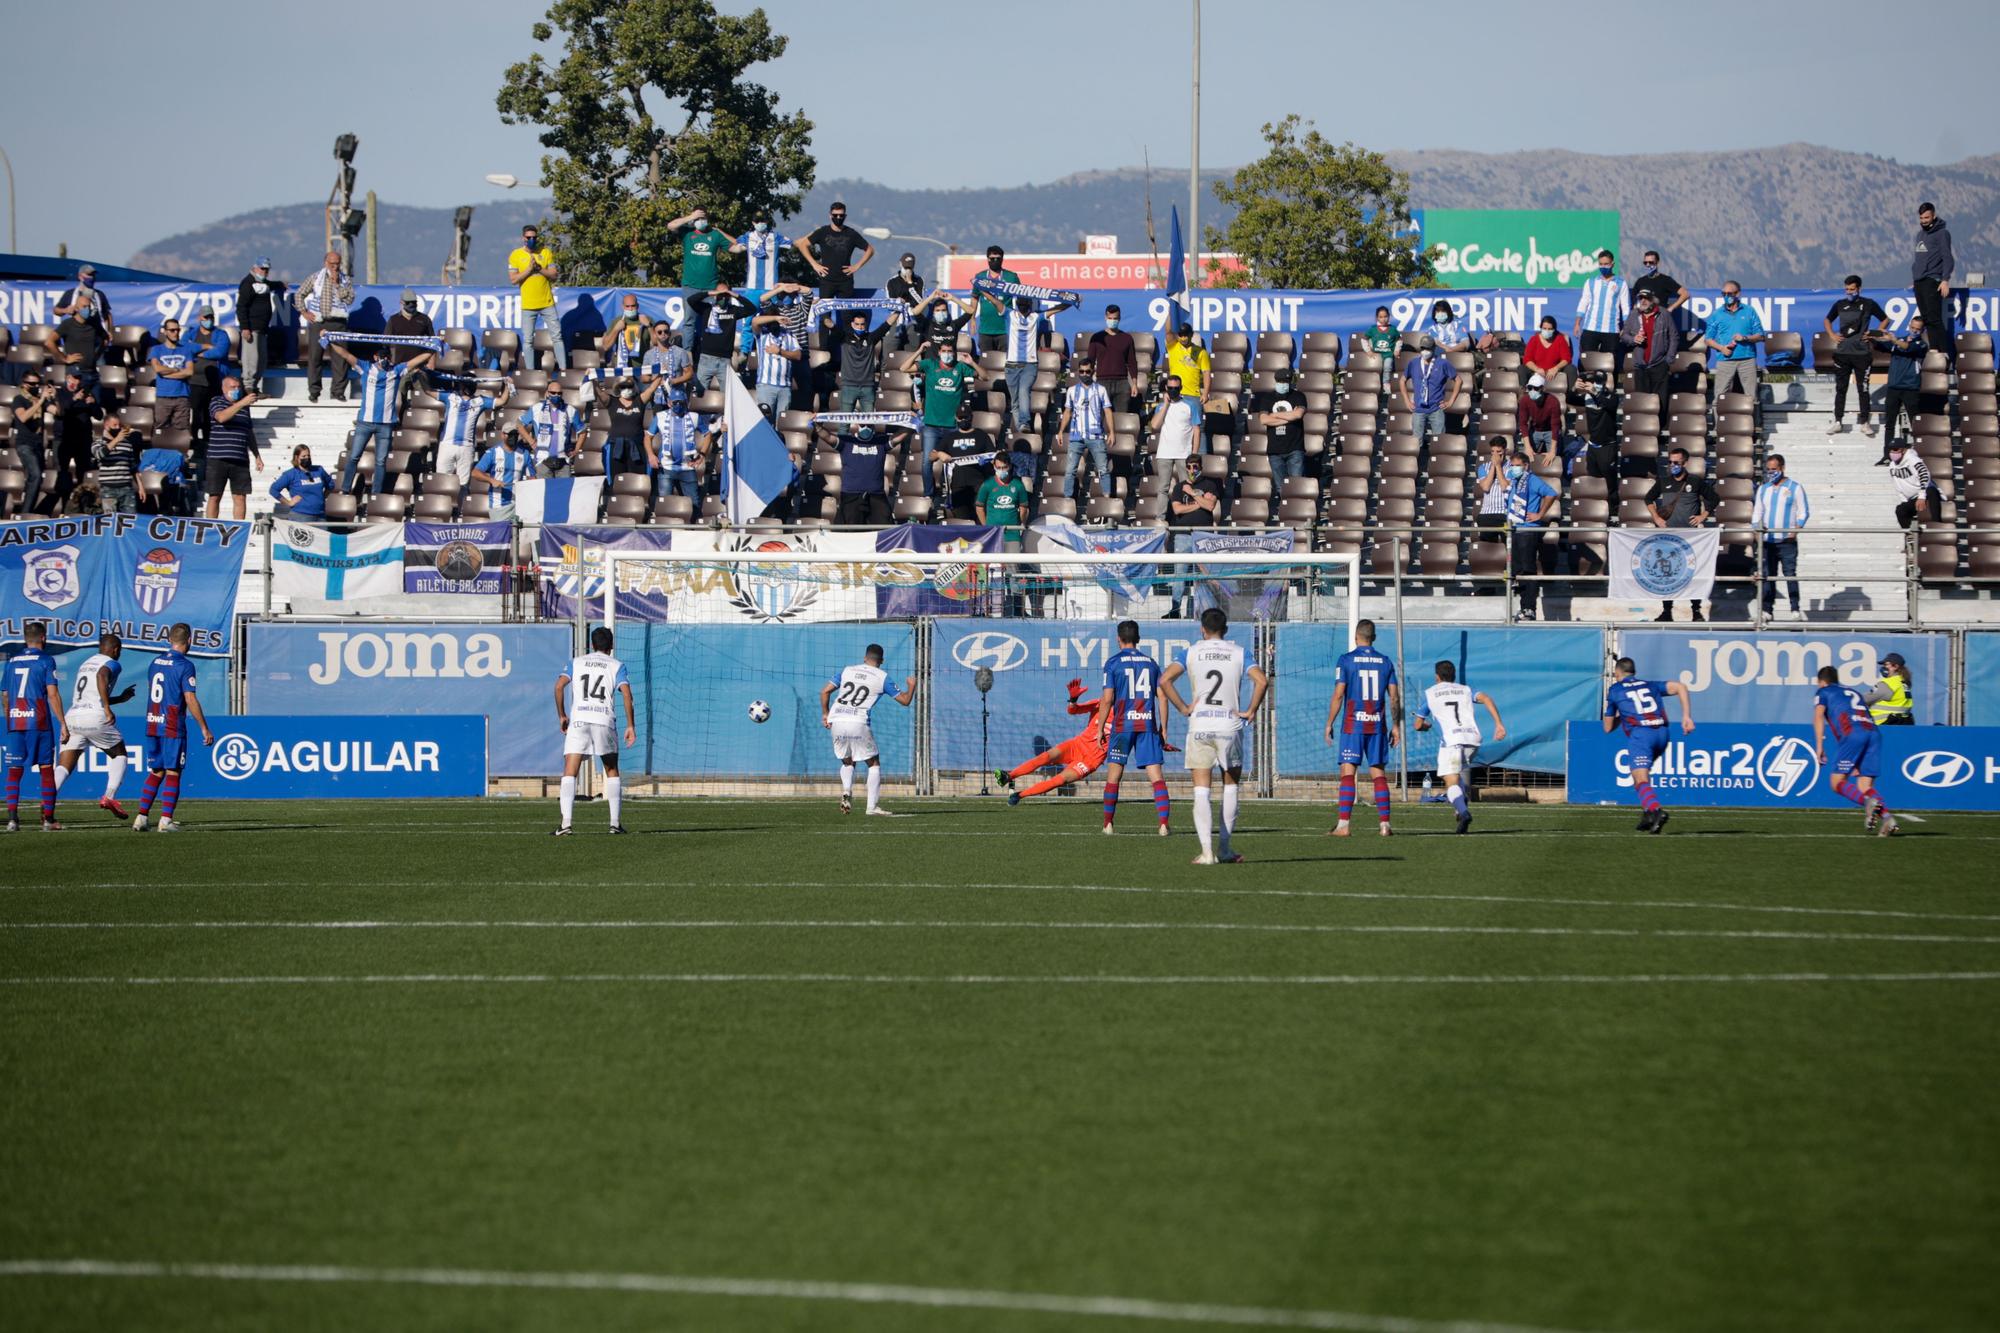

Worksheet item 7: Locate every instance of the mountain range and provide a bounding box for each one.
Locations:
[126,143,1997,291]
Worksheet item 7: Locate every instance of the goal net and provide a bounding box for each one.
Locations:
[556,539,1364,798]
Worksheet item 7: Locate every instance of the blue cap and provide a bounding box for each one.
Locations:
[254,257,272,269]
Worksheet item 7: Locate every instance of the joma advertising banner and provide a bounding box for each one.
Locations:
[1615,630,1948,726]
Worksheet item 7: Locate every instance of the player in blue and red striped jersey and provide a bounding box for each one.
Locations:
[1812,665,1898,837]
[1603,656,1695,834]
[1096,619,1172,835]
[4,620,69,833]
[1323,619,1402,837]
[133,623,215,833]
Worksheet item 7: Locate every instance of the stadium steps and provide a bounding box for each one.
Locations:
[233,400,360,615]
[1759,379,1909,621]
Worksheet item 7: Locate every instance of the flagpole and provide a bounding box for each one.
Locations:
[1188,0,1200,293]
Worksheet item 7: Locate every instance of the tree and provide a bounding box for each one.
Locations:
[1206,116,1437,290]
[496,0,816,285]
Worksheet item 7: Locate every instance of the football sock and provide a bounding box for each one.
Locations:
[839,762,855,796]
[559,776,576,827]
[158,773,180,820]
[1151,780,1170,824]
[1634,775,1662,814]
[138,771,161,816]
[1102,781,1120,823]
[1833,777,1865,807]
[605,777,622,827]
[39,765,55,821]
[53,763,71,793]
[104,755,125,802]
[1336,778,1355,823]
[4,766,19,818]
[866,765,882,810]
[1192,787,1213,855]
[1219,784,1238,857]
[1373,776,1392,826]
[1446,781,1469,818]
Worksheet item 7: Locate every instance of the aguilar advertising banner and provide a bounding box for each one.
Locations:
[1615,629,1948,726]
[871,523,1003,618]
[1567,721,2000,812]
[66,716,489,799]
[244,623,573,776]
[403,521,511,594]
[1420,209,1621,289]
[1272,624,1602,777]
[13,281,1995,369]
[0,515,249,654]
[931,618,1257,775]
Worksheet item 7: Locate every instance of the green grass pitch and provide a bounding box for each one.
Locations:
[2,796,1996,1332]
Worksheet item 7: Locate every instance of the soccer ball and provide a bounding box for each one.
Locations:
[747,700,772,724]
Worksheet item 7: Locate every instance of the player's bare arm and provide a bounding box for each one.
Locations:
[1325,683,1347,744]
[1812,703,1830,763]
[818,680,836,728]
[618,682,637,749]
[47,679,69,747]
[1240,666,1270,722]
[1388,683,1404,749]
[1667,680,1695,733]
[185,689,214,747]
[1158,662,1190,717]
[554,673,572,733]
[894,676,916,708]
[1476,691,1507,741]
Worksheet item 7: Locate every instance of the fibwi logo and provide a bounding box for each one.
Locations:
[133,545,181,613]
[22,545,82,611]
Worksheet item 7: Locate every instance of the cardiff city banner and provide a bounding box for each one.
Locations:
[1608,528,1720,603]
[1615,629,1948,726]
[1273,624,1602,777]
[403,520,511,594]
[73,715,489,799]
[1567,721,2000,812]
[871,523,1003,618]
[1419,209,1621,289]
[930,617,1257,775]
[0,514,249,655]
[245,623,574,777]
[1180,529,1294,622]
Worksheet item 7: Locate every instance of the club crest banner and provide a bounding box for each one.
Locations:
[1608,528,1720,602]
[0,515,249,654]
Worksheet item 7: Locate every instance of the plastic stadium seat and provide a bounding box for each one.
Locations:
[321,495,360,523]
[460,494,491,521]
[411,494,456,522]
[1226,498,1269,526]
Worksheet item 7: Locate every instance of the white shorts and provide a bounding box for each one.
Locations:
[436,442,476,486]
[1184,732,1242,773]
[563,721,618,758]
[62,715,124,754]
[830,725,877,763]
[1436,743,1479,778]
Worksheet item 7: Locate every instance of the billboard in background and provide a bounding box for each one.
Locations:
[66,716,488,799]
[0,514,250,654]
[1418,209,1621,288]
[244,623,574,776]
[1568,721,2000,812]
[939,253,1248,290]
[1615,630,1947,727]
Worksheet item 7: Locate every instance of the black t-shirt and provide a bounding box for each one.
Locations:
[606,404,645,439]
[1566,386,1617,445]
[838,432,894,494]
[1826,295,1888,356]
[691,292,755,359]
[831,323,889,386]
[937,428,998,511]
[11,391,47,452]
[886,273,926,306]
[1168,475,1223,526]
[1630,271,1681,308]
[56,316,104,367]
[807,224,866,272]
[1252,387,1305,456]
[56,388,103,448]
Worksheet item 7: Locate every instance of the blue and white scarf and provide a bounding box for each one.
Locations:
[812,411,921,432]
[811,296,910,322]
[972,276,1080,306]
[318,330,446,354]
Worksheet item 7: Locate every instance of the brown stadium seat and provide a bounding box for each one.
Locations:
[322,495,361,524]
[411,494,456,522]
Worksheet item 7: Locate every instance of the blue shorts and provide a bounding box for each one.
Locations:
[143,734,188,772]
[1339,729,1391,769]
[1624,727,1669,772]
[1833,730,1882,779]
[1107,730,1165,769]
[3,729,55,768]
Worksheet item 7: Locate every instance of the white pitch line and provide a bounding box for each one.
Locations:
[5,971,1999,989]
[4,920,1996,946]
[25,880,2000,925]
[0,1257,1600,1333]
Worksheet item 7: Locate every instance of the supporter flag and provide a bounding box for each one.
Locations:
[722,371,798,524]
[872,523,1003,618]
[1165,205,1190,327]
[1183,529,1293,621]
[1608,527,1721,603]
[1030,515,1166,604]
[271,520,403,601]
[514,477,604,526]
[403,520,511,594]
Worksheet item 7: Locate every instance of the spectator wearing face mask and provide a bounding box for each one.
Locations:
[905,339,980,494]
[185,308,230,448]
[816,418,906,525]
[641,321,694,412]
[797,202,873,298]
[1165,325,1212,422]
[92,417,140,514]
[204,375,265,521]
[731,211,791,332]
[1400,336,1457,447]
[1253,370,1308,485]
[1644,447,1718,622]
[973,246,1020,354]
[1704,281,1766,409]
[1149,375,1200,493]
[1360,306,1399,373]
[1620,288,1679,404]
[508,223,563,372]
[750,308,803,418]
[1517,374,1562,461]
[1823,276,1887,438]
[147,319,196,440]
[648,401,710,504]
[884,253,926,350]
[1521,317,1573,382]
[669,207,726,352]
[1572,250,1630,372]
[1885,439,1939,530]
[1911,202,1956,367]
[296,250,356,400]
[268,445,337,520]
[1629,249,1692,343]
[433,374,511,491]
[1167,456,1224,609]
[1005,295,1071,432]
[1502,445,1559,621]
[1566,370,1619,490]
[1751,453,1809,623]
[329,340,433,495]
[235,258,285,395]
[53,263,111,337]
[827,308,899,413]
[976,453,1033,541]
[1086,306,1139,416]
[604,380,650,479]
[44,301,107,404]
[599,295,654,371]
[684,283,758,393]
[1872,317,1929,464]
[1425,300,1497,359]
[933,407,998,519]
[9,372,57,516]
[1058,361,1114,499]
[386,288,436,393]
[909,289,974,355]
[1474,438,1512,536]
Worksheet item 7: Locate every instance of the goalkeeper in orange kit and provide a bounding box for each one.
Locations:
[996,678,1110,804]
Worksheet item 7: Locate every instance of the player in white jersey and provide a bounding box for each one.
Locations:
[552,627,637,836]
[818,642,915,815]
[53,632,137,819]
[1160,609,1269,864]
[1412,660,1506,835]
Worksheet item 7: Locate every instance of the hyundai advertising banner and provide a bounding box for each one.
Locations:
[62,716,489,799]
[244,623,574,777]
[1567,722,2000,811]
[1615,630,1948,726]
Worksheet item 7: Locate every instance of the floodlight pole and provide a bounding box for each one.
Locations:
[0,144,16,253]
[1188,0,1200,293]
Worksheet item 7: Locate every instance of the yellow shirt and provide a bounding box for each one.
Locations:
[1166,341,1211,399]
[509,245,557,310]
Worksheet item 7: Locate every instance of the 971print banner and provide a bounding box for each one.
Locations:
[0,515,250,654]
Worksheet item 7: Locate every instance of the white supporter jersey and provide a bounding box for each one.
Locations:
[68,652,118,720]
[828,663,889,729]
[564,652,628,727]
[1424,682,1482,748]
[1182,640,1248,737]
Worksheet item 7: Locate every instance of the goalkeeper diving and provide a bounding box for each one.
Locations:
[994,678,1110,804]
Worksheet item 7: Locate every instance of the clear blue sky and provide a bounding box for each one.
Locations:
[3,0,1993,264]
